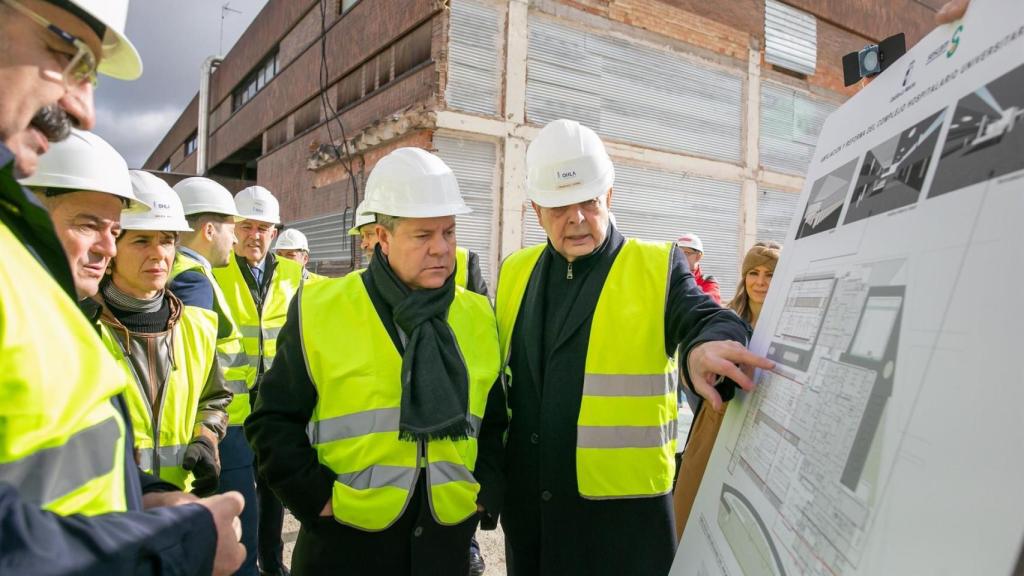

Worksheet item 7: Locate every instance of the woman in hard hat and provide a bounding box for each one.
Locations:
[94,170,231,495]
[673,241,782,537]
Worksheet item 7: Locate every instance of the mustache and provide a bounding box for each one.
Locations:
[30,104,73,142]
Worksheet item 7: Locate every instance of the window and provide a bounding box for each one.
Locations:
[233,50,279,111]
[184,132,198,157]
[340,0,359,15]
[160,161,171,172]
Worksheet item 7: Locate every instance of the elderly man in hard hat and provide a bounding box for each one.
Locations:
[213,184,303,576]
[247,147,507,575]
[94,171,230,496]
[275,227,327,282]
[0,1,244,573]
[494,119,772,575]
[676,233,721,305]
[169,176,263,576]
[348,200,378,265]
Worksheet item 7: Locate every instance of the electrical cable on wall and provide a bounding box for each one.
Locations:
[318,0,361,267]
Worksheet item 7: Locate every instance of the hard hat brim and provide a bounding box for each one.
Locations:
[95,23,143,81]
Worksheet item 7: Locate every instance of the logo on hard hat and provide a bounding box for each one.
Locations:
[252,200,265,214]
[155,201,172,211]
[554,167,582,189]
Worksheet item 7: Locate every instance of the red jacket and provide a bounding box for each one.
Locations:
[692,263,721,304]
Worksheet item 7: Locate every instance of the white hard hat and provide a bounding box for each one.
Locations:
[18,128,147,213]
[234,185,281,225]
[676,233,704,253]
[347,201,376,236]
[275,228,309,252]
[173,177,242,219]
[526,119,615,208]
[361,148,471,218]
[64,0,143,80]
[120,171,192,232]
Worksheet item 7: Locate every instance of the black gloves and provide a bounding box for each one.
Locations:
[182,435,221,497]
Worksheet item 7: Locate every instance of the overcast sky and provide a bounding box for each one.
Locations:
[92,0,269,169]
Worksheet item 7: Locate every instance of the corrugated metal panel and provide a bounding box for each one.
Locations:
[447,0,501,116]
[764,0,817,76]
[757,187,799,246]
[286,211,353,265]
[760,82,838,175]
[434,135,497,290]
[522,164,742,299]
[526,15,743,162]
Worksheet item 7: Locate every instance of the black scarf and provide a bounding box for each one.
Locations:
[368,244,470,442]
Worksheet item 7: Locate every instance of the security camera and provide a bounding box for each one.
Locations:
[843,33,906,87]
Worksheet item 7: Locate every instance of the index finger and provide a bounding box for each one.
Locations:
[719,346,775,371]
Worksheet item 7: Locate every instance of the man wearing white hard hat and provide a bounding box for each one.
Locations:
[347,200,378,265]
[274,228,326,283]
[493,119,771,575]
[0,1,244,573]
[94,171,230,499]
[213,184,302,576]
[170,176,263,576]
[675,233,721,305]
[247,147,506,574]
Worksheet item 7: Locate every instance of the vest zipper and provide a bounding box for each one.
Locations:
[567,261,574,280]
[151,337,171,477]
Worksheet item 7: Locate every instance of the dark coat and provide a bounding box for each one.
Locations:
[500,226,749,576]
[246,269,508,575]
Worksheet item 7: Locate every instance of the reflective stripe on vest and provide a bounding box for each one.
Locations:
[171,252,255,425]
[495,239,678,499]
[455,246,469,289]
[0,223,128,515]
[301,274,500,531]
[101,305,219,490]
[212,255,303,384]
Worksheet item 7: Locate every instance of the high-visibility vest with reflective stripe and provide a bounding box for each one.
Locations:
[455,246,469,289]
[213,255,303,386]
[0,223,128,515]
[171,252,254,425]
[100,305,218,490]
[495,239,678,499]
[301,274,500,531]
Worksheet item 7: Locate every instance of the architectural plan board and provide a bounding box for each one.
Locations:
[672,2,1024,575]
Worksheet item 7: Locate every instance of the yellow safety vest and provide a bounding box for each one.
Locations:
[0,223,128,515]
[100,305,218,490]
[495,239,678,499]
[171,252,254,425]
[213,255,303,386]
[455,246,469,289]
[301,274,500,531]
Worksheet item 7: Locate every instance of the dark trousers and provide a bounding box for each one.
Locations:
[291,475,478,575]
[256,454,286,573]
[218,427,259,576]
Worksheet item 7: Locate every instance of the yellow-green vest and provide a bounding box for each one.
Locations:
[495,239,678,499]
[455,246,469,289]
[171,252,254,425]
[304,270,328,284]
[0,223,128,515]
[99,305,218,490]
[301,274,500,531]
[213,255,303,386]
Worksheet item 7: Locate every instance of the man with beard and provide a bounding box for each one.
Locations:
[0,1,244,573]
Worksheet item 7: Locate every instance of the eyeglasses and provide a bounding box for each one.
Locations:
[4,0,99,86]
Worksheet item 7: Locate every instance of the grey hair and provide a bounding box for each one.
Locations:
[375,214,404,232]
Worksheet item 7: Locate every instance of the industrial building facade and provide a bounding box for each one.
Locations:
[145,0,942,292]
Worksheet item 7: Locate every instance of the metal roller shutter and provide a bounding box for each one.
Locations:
[526,15,744,162]
[284,210,353,265]
[522,163,742,300]
[434,135,498,291]
[764,0,817,76]
[757,187,800,246]
[760,82,838,175]
[446,0,502,117]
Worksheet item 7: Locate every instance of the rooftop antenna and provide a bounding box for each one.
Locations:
[219,2,243,55]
